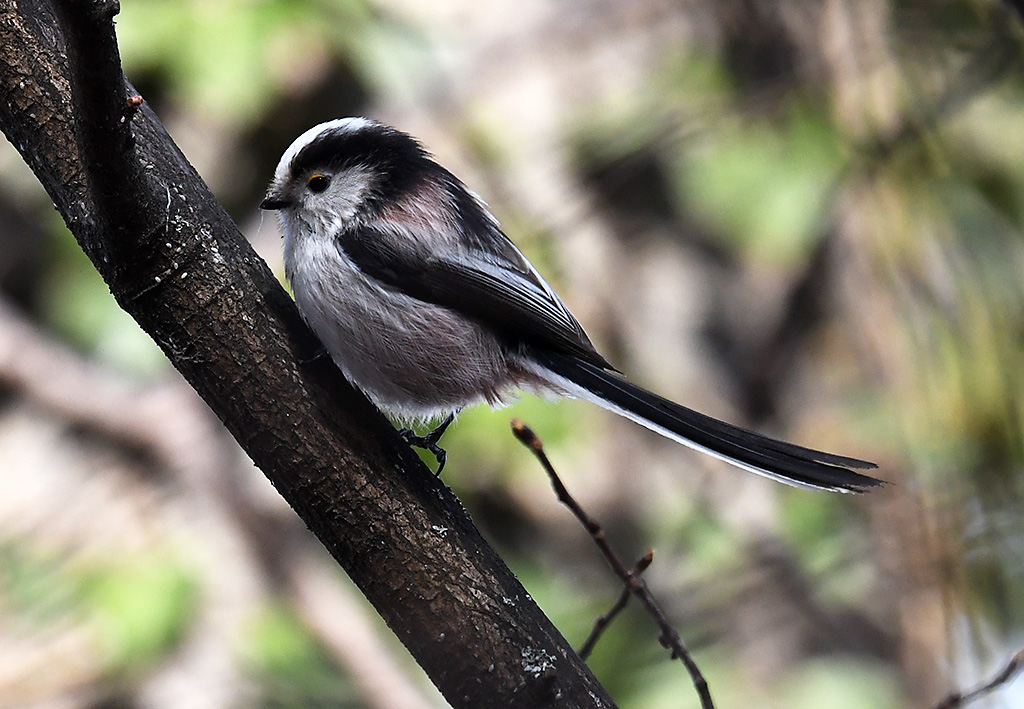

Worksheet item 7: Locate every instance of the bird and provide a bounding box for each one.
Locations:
[260,117,880,492]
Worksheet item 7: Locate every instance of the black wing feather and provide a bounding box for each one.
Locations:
[336,223,613,369]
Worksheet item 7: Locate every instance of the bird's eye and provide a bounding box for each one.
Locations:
[307,174,331,193]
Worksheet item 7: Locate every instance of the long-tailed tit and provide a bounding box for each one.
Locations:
[261,117,880,491]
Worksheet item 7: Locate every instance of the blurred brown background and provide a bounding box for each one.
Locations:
[2,0,1024,707]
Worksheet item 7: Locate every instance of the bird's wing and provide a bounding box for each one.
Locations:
[335,222,613,369]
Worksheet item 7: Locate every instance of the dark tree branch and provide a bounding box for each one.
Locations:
[0,1,617,706]
[510,419,714,709]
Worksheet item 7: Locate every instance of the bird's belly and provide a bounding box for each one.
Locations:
[293,267,518,421]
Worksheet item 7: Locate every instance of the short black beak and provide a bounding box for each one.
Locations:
[260,195,291,210]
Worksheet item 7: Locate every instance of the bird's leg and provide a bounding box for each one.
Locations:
[399,412,457,475]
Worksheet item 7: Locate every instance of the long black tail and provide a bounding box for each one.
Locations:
[535,352,881,492]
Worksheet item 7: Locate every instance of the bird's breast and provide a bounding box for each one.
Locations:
[286,236,521,420]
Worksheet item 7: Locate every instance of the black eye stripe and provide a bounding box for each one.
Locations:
[307,174,332,193]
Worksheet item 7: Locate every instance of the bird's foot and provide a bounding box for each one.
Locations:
[399,412,456,476]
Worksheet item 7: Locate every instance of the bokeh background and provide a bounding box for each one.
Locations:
[3,0,1024,707]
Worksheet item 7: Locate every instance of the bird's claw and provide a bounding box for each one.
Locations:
[400,413,455,476]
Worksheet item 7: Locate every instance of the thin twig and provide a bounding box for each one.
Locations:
[933,650,1024,709]
[511,419,714,709]
[578,550,654,660]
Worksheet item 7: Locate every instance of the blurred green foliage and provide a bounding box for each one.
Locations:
[1,543,81,626]
[117,0,379,127]
[242,604,360,708]
[776,659,902,709]
[677,106,846,264]
[79,555,198,672]
[2,542,197,675]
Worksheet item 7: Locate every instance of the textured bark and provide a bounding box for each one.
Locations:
[0,1,617,706]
